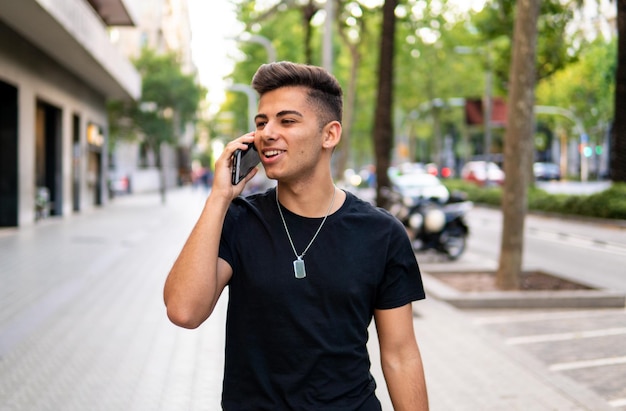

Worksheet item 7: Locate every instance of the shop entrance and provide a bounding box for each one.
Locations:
[35,101,63,218]
[72,114,81,212]
[0,80,18,227]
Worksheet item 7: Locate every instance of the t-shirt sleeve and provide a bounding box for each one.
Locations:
[218,202,240,273]
[375,217,426,310]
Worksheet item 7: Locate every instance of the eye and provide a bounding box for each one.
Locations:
[281,118,296,125]
[255,121,267,129]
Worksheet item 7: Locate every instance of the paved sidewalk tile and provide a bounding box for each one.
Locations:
[0,188,612,410]
[411,298,612,411]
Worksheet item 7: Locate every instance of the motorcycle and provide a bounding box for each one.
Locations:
[385,189,473,260]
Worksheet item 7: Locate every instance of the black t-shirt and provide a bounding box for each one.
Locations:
[219,188,425,410]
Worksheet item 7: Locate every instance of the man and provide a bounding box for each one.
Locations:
[164,61,428,410]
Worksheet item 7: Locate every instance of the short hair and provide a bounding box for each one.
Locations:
[251,61,343,128]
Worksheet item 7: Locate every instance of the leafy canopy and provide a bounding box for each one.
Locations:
[108,48,206,153]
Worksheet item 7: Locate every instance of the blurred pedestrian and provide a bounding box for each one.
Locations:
[164,61,428,410]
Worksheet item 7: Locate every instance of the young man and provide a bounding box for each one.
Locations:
[164,61,428,410]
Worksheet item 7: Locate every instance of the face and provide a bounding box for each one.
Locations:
[254,86,337,184]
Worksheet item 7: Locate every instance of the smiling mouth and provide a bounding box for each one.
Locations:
[263,149,285,158]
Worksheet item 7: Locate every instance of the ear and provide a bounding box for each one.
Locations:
[322,121,342,149]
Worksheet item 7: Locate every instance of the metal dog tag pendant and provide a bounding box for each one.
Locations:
[293,258,306,279]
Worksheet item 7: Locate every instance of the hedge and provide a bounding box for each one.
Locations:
[443,180,626,221]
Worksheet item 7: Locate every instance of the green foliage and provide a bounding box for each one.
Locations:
[443,180,626,220]
[107,99,135,153]
[220,0,614,173]
[107,48,206,156]
[535,38,616,146]
[470,0,579,92]
[444,179,502,206]
[223,1,313,137]
[575,184,626,219]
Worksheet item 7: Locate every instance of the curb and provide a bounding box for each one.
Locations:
[422,272,626,309]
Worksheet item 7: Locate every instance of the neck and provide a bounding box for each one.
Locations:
[276,181,344,218]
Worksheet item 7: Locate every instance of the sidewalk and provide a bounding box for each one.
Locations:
[0,188,611,410]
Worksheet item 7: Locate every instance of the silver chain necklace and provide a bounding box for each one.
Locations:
[276,187,336,279]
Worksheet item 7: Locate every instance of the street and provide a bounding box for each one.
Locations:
[453,205,626,292]
[0,187,620,410]
[419,205,626,410]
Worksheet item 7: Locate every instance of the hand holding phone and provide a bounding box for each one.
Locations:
[231,143,261,185]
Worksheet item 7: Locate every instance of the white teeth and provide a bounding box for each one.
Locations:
[264,150,283,157]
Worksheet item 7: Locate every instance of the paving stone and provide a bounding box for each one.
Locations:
[0,188,613,411]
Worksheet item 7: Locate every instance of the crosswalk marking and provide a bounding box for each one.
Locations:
[506,327,626,345]
[550,356,626,371]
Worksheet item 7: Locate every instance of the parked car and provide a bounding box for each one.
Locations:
[389,171,450,204]
[533,162,561,181]
[460,161,505,186]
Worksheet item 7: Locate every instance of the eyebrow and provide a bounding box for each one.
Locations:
[254,110,304,122]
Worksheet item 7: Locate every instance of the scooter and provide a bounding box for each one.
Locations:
[385,189,472,260]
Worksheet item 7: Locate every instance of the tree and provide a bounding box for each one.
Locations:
[226,0,610,191]
[471,0,579,92]
[373,0,397,208]
[334,0,377,179]
[108,48,205,203]
[535,38,615,174]
[496,0,541,290]
[611,0,626,182]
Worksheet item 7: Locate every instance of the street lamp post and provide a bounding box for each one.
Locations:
[232,33,277,63]
[323,0,333,73]
[227,34,275,133]
[534,105,589,182]
[227,84,258,132]
[483,47,493,185]
[455,45,493,185]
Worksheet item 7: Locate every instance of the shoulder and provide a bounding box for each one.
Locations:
[342,191,403,227]
[228,188,276,218]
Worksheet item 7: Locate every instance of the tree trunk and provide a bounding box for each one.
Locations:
[496,0,540,290]
[302,1,318,65]
[336,50,361,178]
[334,42,360,181]
[373,0,397,208]
[611,0,626,182]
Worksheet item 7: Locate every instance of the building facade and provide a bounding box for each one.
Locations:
[109,0,197,193]
[0,0,141,227]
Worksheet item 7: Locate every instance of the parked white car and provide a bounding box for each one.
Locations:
[460,161,505,186]
[389,172,450,204]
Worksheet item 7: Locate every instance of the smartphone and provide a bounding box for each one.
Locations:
[231,142,261,185]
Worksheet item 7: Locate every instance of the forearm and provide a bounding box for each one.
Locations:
[382,348,429,411]
[164,193,231,328]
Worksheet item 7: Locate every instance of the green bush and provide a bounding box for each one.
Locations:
[442,180,626,221]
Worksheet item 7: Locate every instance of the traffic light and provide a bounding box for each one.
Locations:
[583,146,593,158]
[595,145,603,155]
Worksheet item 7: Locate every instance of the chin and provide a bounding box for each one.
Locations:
[264,170,279,181]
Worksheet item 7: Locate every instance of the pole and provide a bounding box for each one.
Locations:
[227,84,258,132]
[232,34,276,63]
[453,45,493,184]
[534,105,589,182]
[323,0,333,72]
[483,45,493,185]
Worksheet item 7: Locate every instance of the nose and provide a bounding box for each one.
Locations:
[259,120,277,141]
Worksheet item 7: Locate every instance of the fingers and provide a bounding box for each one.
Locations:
[224,132,255,158]
[211,132,257,198]
[215,132,255,169]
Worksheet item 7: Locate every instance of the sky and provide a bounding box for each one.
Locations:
[187,1,242,114]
